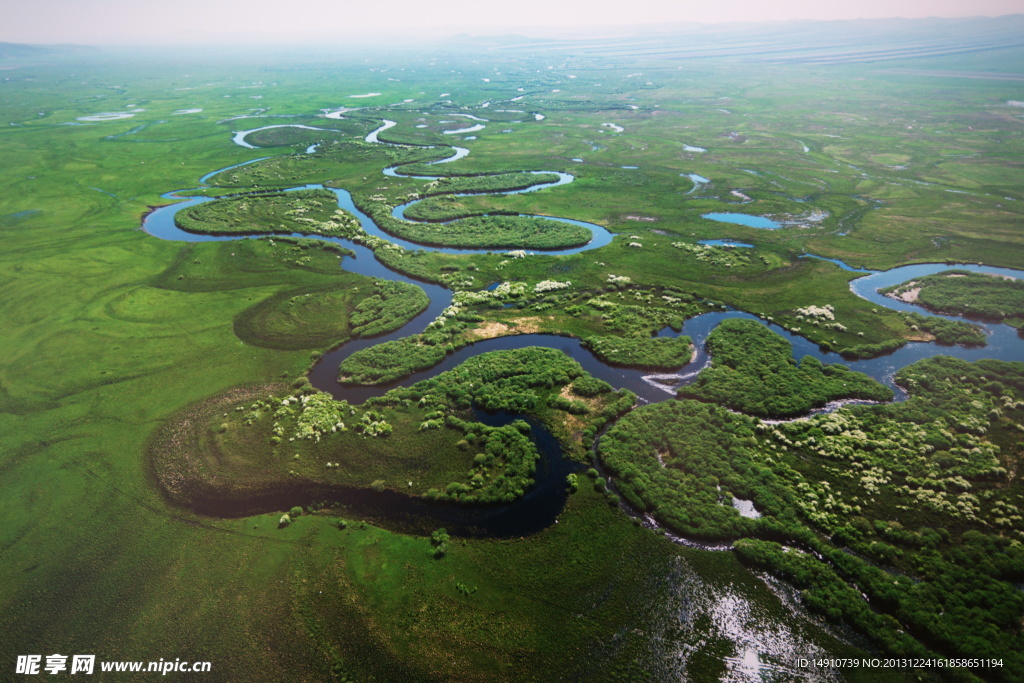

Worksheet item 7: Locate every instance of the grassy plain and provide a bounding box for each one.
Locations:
[1,27,1022,680]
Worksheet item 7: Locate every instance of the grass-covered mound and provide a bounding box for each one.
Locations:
[679,318,892,418]
[175,189,359,237]
[601,356,1024,675]
[148,383,476,517]
[346,280,430,337]
[401,172,562,222]
[339,338,447,385]
[150,348,634,515]
[234,279,428,350]
[151,236,352,292]
[582,334,692,370]
[360,197,592,250]
[244,123,357,148]
[884,269,1024,328]
[401,195,510,222]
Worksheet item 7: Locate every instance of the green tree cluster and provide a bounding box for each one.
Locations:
[679,319,892,418]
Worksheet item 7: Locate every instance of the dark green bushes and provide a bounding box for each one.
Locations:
[601,356,1024,676]
[680,319,892,418]
[430,528,450,558]
[423,421,540,504]
[571,376,612,397]
[548,395,589,414]
[349,280,429,338]
[382,347,586,413]
[599,399,779,540]
[339,339,447,385]
[840,338,906,359]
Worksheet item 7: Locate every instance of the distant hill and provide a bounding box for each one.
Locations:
[0,42,99,61]
[481,15,1024,66]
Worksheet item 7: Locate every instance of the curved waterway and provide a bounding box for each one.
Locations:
[231,124,336,149]
[370,121,614,254]
[143,116,1024,538]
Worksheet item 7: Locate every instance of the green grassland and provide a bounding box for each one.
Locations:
[187,135,948,355]
[2,33,1022,681]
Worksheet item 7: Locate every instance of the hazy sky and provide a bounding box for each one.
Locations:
[5,0,1022,44]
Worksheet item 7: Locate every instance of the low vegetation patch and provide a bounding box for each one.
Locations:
[679,318,892,418]
[176,189,357,237]
[582,335,692,370]
[339,338,448,385]
[234,279,426,350]
[417,172,561,198]
[900,311,986,346]
[883,270,1024,327]
[363,200,592,250]
[151,348,633,513]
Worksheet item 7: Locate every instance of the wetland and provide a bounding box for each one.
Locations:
[4,20,1024,680]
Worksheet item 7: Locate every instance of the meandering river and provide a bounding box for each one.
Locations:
[139,112,1024,677]
[143,117,1024,538]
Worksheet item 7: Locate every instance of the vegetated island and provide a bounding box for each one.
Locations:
[175,189,360,237]
[234,278,428,350]
[358,198,593,250]
[413,171,563,199]
[582,334,692,370]
[150,347,634,517]
[678,318,893,418]
[882,269,1024,329]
